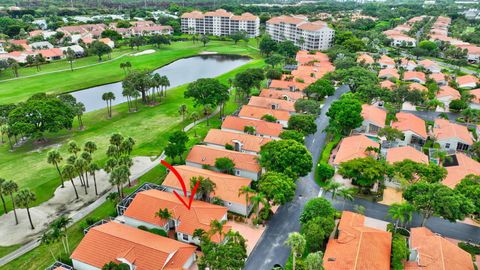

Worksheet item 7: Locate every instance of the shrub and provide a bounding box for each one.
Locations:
[137,225,149,231]
[458,242,480,256]
[317,163,335,182]
[225,143,234,150]
[149,228,168,237]
[391,233,409,270]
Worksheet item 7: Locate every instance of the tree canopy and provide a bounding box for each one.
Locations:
[185,78,229,109]
[258,172,296,205]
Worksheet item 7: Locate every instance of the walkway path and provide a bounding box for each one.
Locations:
[0,105,221,267]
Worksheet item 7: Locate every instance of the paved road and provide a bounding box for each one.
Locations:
[243,85,350,270]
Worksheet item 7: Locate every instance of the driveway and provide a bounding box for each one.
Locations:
[243,85,350,270]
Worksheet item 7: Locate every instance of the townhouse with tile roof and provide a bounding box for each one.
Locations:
[247,96,296,113]
[385,145,429,164]
[378,68,400,80]
[332,135,379,167]
[457,75,479,89]
[162,165,253,216]
[404,71,427,84]
[357,104,387,135]
[391,112,428,147]
[442,152,480,188]
[436,85,461,110]
[432,119,473,152]
[238,105,291,127]
[122,190,230,245]
[469,88,480,109]
[259,89,305,102]
[378,55,395,69]
[221,116,283,139]
[70,221,197,270]
[203,129,272,155]
[186,145,262,180]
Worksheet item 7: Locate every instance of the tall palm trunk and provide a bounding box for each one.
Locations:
[84,172,90,188]
[9,193,18,225]
[292,251,297,270]
[92,172,98,196]
[26,206,34,230]
[0,194,7,213]
[70,178,79,199]
[55,164,65,188]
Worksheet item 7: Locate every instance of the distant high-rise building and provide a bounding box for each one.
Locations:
[266,15,335,51]
[181,9,260,37]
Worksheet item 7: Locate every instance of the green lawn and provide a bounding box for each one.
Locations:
[0,49,264,217]
[0,40,260,104]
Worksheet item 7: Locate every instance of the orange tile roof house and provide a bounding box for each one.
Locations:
[221,116,283,139]
[323,211,392,270]
[259,89,305,101]
[162,165,252,216]
[385,146,428,164]
[332,135,379,166]
[186,145,261,180]
[378,55,395,69]
[418,59,441,73]
[408,82,428,92]
[269,79,307,91]
[404,227,474,270]
[436,85,461,109]
[378,68,400,80]
[123,190,230,244]
[295,50,330,65]
[358,104,387,135]
[457,75,479,89]
[239,105,291,127]
[391,112,427,146]
[404,71,426,84]
[433,119,473,151]
[357,53,374,64]
[442,153,480,188]
[203,129,272,154]
[430,72,448,85]
[380,80,396,90]
[470,88,480,109]
[247,96,296,113]
[70,222,197,270]
[400,58,417,71]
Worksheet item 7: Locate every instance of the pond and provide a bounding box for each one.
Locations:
[70,54,251,112]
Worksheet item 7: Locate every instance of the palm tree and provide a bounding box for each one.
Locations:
[433,150,452,165]
[462,108,479,124]
[3,180,18,224]
[204,104,213,126]
[387,202,414,229]
[190,176,216,202]
[161,75,170,97]
[0,178,7,213]
[209,219,227,242]
[238,186,255,219]
[16,189,36,230]
[338,188,355,210]
[189,112,200,137]
[40,230,58,261]
[84,141,98,155]
[154,208,173,228]
[88,163,101,196]
[81,152,92,187]
[75,158,89,195]
[102,92,116,118]
[47,150,65,188]
[109,165,129,198]
[62,164,79,200]
[51,215,73,253]
[284,232,306,270]
[323,181,342,199]
[179,104,188,121]
[250,192,268,220]
[67,141,80,157]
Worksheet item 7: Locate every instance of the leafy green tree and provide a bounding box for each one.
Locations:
[190,176,216,202]
[265,68,282,80]
[294,99,321,114]
[16,189,36,230]
[122,70,152,104]
[418,40,438,52]
[230,31,247,44]
[326,96,363,135]
[378,126,404,141]
[265,54,284,68]
[332,66,378,91]
[233,68,265,100]
[102,262,130,270]
[259,35,277,56]
[258,172,296,205]
[149,34,170,47]
[317,163,335,182]
[391,234,409,270]
[185,78,229,114]
[304,251,324,270]
[338,157,387,193]
[198,231,247,270]
[101,29,122,41]
[164,130,188,163]
[403,182,475,226]
[449,99,468,113]
[89,40,112,61]
[288,114,317,135]
[304,79,335,100]
[277,40,299,58]
[279,130,304,144]
[215,157,235,174]
[284,232,306,270]
[302,215,335,252]
[300,197,335,224]
[200,35,209,46]
[260,139,312,178]
[454,174,480,218]
[261,114,277,122]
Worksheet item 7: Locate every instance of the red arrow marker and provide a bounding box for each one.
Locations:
[161,160,200,210]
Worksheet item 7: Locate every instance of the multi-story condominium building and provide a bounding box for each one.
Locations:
[266,15,335,51]
[181,9,260,37]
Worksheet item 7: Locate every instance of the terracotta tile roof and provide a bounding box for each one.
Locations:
[267,15,306,25]
[333,135,379,165]
[323,211,392,270]
[386,146,428,164]
[29,30,43,37]
[204,9,233,17]
[124,190,230,243]
[404,71,426,83]
[36,48,63,58]
[247,96,296,112]
[204,129,271,153]
[239,105,291,122]
[392,112,427,138]
[295,50,330,64]
[70,221,196,270]
[457,44,480,55]
[470,88,480,104]
[259,89,304,101]
[297,20,328,31]
[357,53,374,64]
[400,58,417,67]
[181,10,205,19]
[443,153,480,188]
[221,116,283,138]
[430,72,448,83]
[408,82,428,92]
[380,80,396,90]
[379,55,395,66]
[404,227,474,270]
[163,165,252,205]
[186,145,261,173]
[418,59,438,69]
[361,104,386,128]
[269,79,307,91]
[433,119,473,145]
[231,12,258,21]
[378,68,400,79]
[436,85,460,99]
[457,75,479,87]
